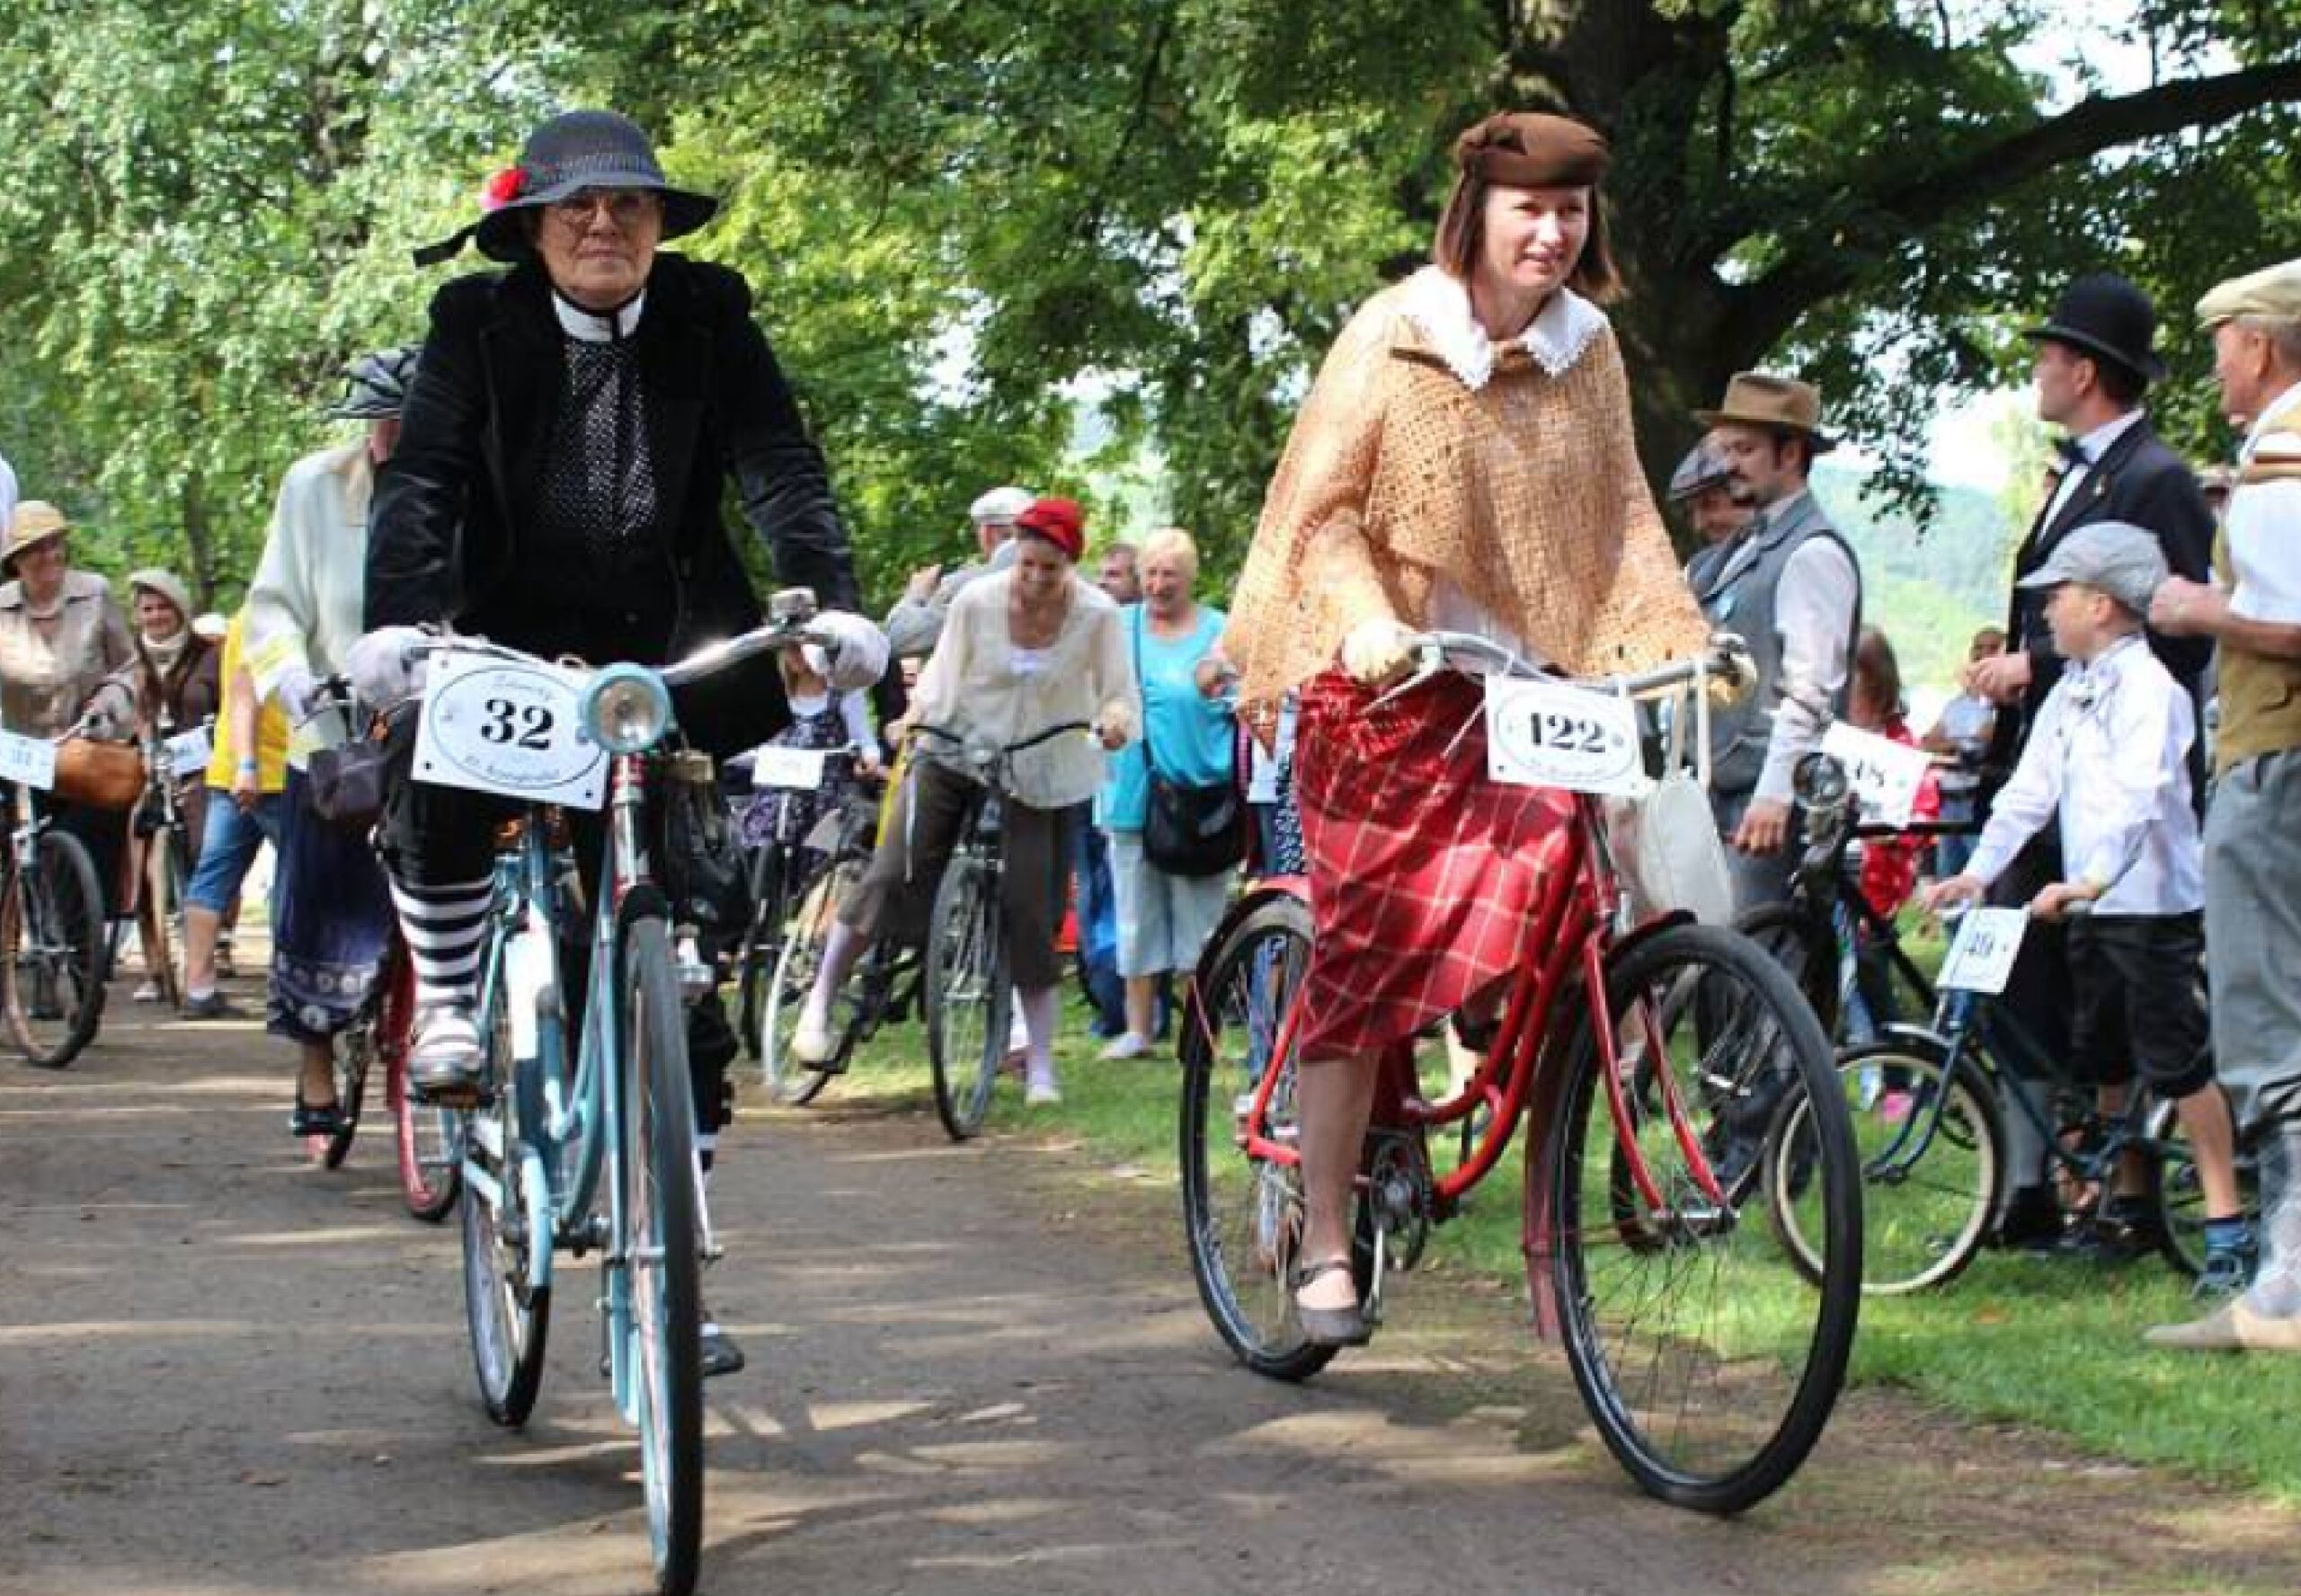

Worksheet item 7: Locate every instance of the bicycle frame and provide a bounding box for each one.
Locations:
[1224,788,1728,1339]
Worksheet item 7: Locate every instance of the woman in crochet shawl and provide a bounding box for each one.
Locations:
[1222,111,1712,1346]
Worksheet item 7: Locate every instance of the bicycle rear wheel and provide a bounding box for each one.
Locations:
[461,954,551,1427]
[926,848,1008,1140]
[2145,1089,2256,1281]
[761,859,853,1106]
[623,916,705,1596]
[1542,922,1860,1514]
[3,829,108,1068]
[1771,1040,2001,1294]
[1178,891,1338,1382]
[319,1024,371,1171]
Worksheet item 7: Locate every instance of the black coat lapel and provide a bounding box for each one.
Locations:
[2032,417,2152,562]
[635,265,707,547]
[479,268,561,538]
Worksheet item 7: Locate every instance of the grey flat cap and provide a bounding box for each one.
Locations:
[1667,443,1736,502]
[2015,520,2168,614]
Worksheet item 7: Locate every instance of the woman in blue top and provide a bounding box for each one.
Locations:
[1097,528,1237,1058]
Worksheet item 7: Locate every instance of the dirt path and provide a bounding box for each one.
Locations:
[4,985,2298,1596]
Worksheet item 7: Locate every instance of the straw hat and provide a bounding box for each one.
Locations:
[3,501,71,574]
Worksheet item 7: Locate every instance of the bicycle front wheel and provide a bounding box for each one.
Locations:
[926,849,1008,1141]
[761,859,853,1106]
[461,962,550,1427]
[1771,1040,2002,1295]
[1542,922,1860,1514]
[2,829,108,1068]
[623,917,705,1596]
[733,841,786,1062]
[138,828,191,1009]
[1177,891,1337,1382]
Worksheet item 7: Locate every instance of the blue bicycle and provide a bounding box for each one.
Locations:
[422,606,825,1596]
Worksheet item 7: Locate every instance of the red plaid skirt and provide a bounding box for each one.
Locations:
[1291,668,1572,1060]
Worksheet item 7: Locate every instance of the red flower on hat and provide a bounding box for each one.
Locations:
[480,165,529,213]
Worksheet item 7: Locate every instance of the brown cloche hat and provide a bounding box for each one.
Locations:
[1453,112,1610,189]
[1694,372,1838,453]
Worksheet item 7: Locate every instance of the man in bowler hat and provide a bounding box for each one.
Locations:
[1967,271,2216,1252]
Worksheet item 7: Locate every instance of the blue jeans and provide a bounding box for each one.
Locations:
[185,787,284,914]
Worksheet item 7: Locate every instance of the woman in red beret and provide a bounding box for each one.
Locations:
[792,497,1140,1103]
[1222,111,1715,1345]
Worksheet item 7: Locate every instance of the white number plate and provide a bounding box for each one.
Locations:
[1484,677,1646,796]
[412,651,607,811]
[1819,722,1933,829]
[1938,907,2029,996]
[752,745,827,792]
[0,730,56,792]
[165,726,215,780]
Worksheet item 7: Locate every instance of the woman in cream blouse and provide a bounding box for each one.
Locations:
[793,497,1137,1104]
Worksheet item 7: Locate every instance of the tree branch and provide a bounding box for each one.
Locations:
[1719,56,2301,364]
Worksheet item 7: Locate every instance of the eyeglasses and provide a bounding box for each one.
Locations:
[545,189,662,233]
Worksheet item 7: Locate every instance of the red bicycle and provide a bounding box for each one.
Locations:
[1179,634,1861,1514]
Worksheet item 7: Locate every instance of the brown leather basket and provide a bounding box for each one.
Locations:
[52,737,144,812]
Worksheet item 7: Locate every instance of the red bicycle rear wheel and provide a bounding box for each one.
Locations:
[384,943,460,1221]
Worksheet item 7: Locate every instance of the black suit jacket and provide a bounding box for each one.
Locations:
[1987,413,2214,777]
[367,253,864,754]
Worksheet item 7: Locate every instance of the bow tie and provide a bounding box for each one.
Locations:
[2055,437,2090,468]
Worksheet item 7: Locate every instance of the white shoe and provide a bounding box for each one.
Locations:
[1026,1068,1062,1105]
[1098,1031,1151,1061]
[132,980,162,1003]
[408,1004,483,1097]
[791,1013,836,1065]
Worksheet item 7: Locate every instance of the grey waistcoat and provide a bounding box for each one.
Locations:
[1688,492,1862,798]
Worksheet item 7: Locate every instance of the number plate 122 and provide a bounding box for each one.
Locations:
[1484,677,1645,796]
[412,652,608,811]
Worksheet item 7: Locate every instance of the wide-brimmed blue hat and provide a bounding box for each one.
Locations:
[415,110,717,268]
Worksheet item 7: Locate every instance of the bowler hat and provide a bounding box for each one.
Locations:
[416,110,717,268]
[1694,373,1837,452]
[2022,273,2165,386]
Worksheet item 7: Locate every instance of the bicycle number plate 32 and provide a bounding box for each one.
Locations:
[0,730,57,791]
[1484,677,1645,796]
[1938,907,2028,995]
[412,651,608,811]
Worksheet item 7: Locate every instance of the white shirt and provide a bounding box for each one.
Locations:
[1965,634,2202,915]
[243,441,373,766]
[1708,489,1859,802]
[0,451,17,534]
[2040,408,2147,528]
[2225,381,2301,626]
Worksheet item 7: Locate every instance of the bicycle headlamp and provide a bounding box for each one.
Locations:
[580,664,673,756]
[1792,751,1850,811]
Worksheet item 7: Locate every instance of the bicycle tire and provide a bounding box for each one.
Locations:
[1543,921,1860,1514]
[926,847,1008,1141]
[761,860,853,1106]
[319,1022,371,1171]
[733,840,786,1061]
[2,829,108,1068]
[624,916,706,1596]
[383,943,459,1221]
[137,828,191,1010]
[1736,900,1840,1040]
[461,955,551,1428]
[2143,1089,2255,1281]
[1177,891,1338,1382]
[1770,1039,2002,1295]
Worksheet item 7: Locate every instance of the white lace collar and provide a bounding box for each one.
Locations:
[554,289,646,343]
[1397,265,1606,391]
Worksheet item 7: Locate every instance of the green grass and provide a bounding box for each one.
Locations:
[786,982,2301,1504]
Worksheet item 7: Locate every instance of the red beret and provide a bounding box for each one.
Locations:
[1015,497,1086,562]
[1453,111,1610,189]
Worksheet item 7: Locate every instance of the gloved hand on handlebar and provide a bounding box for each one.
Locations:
[345,625,431,709]
[807,611,890,693]
[271,664,324,723]
[1706,633,1758,707]
[1340,617,1414,686]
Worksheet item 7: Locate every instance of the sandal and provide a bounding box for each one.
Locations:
[1289,1257,1372,1348]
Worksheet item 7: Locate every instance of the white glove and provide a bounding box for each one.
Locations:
[809,611,890,693]
[1339,618,1413,686]
[344,625,431,709]
[272,664,322,723]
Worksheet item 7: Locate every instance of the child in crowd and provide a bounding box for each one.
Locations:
[1843,628,1938,1086]
[1923,625,2005,881]
[737,643,877,856]
[1925,522,2252,1297]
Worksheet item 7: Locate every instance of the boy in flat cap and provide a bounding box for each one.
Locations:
[1928,523,2250,1299]
[2148,258,2301,1352]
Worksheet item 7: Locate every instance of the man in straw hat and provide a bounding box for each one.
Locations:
[1969,271,2216,1255]
[2146,258,2301,1352]
[1688,372,1862,909]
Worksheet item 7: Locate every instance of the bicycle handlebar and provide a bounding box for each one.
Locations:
[1403,630,1753,701]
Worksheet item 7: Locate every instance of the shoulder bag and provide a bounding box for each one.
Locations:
[1135,611,1247,879]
